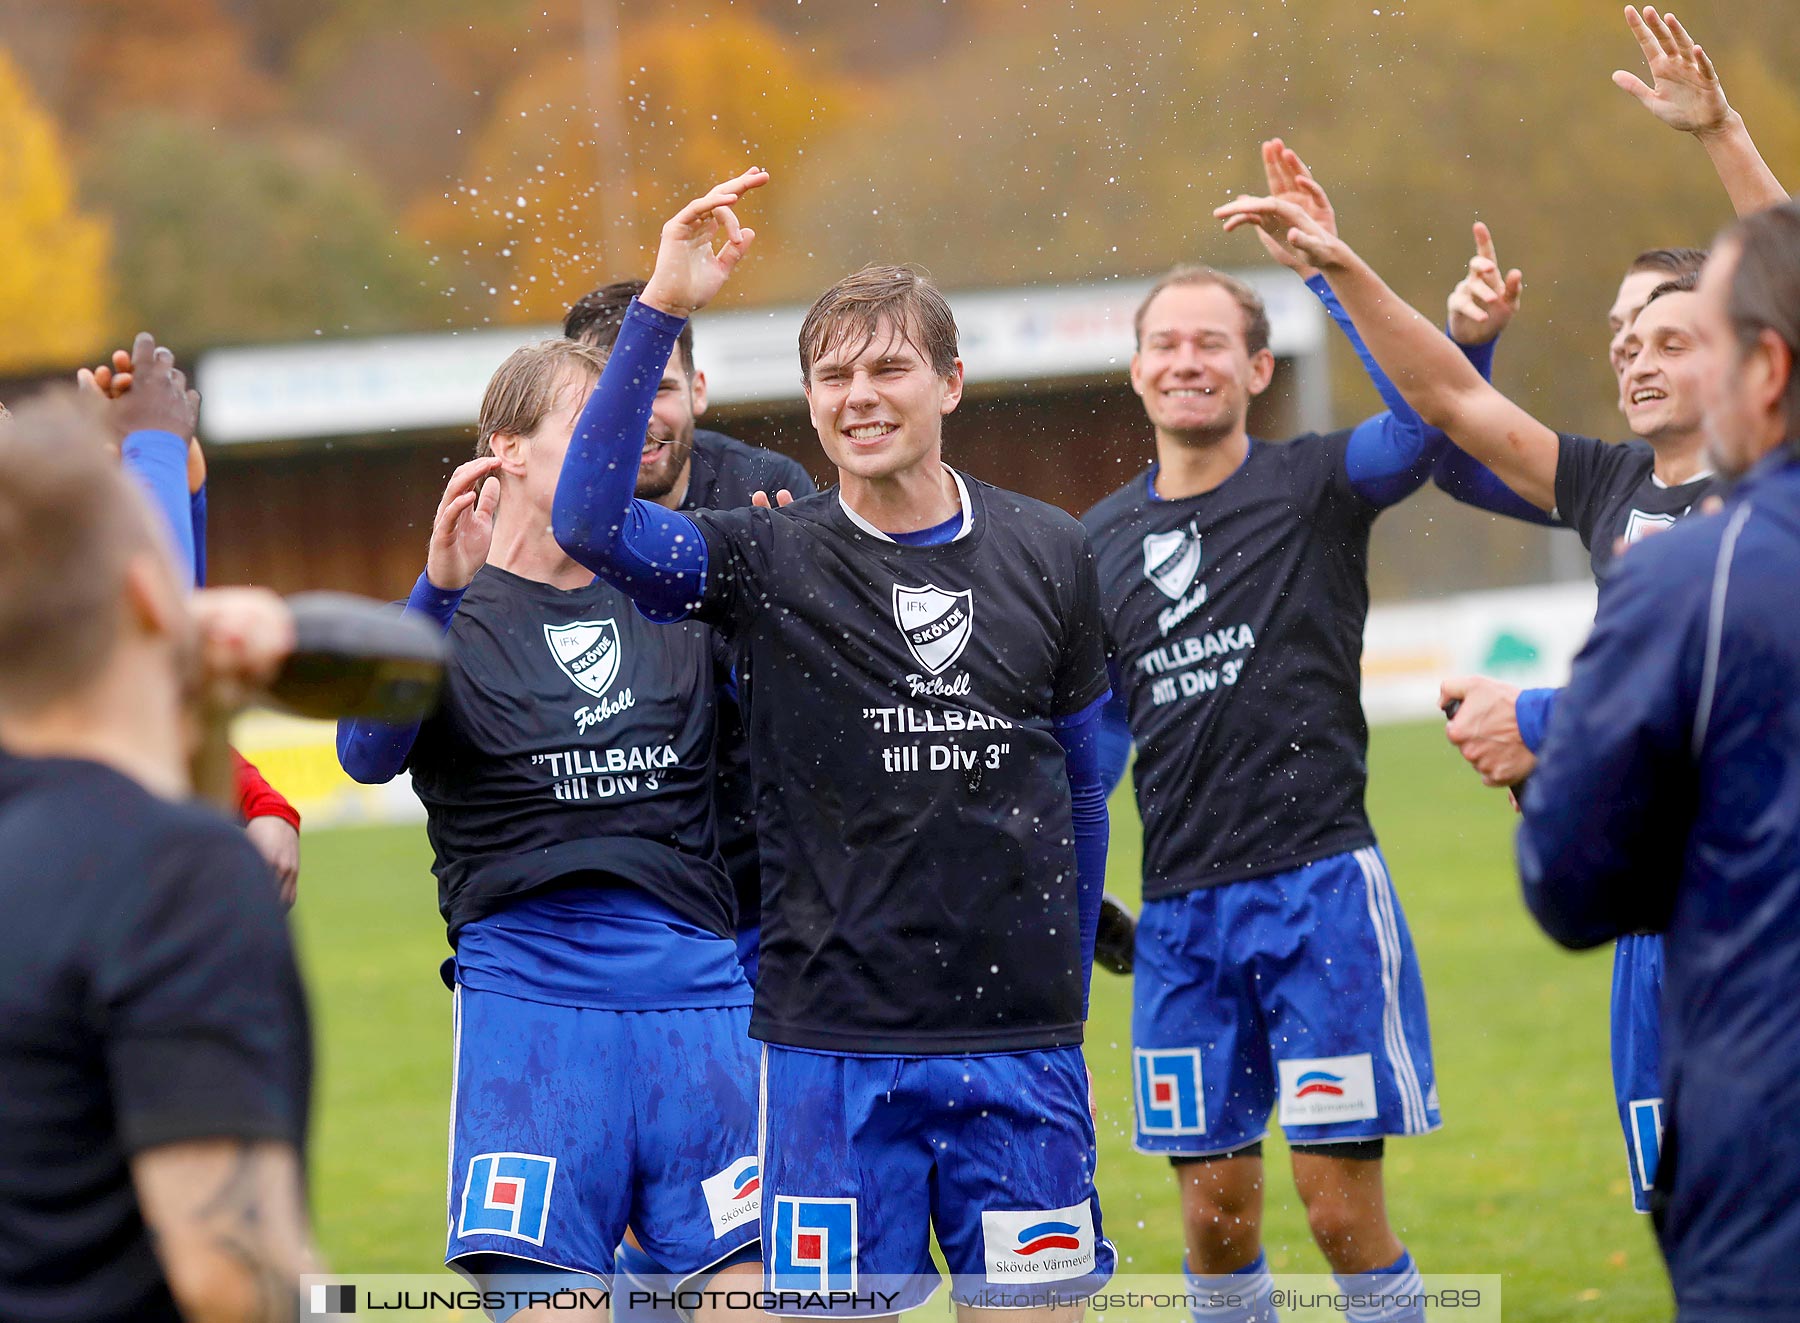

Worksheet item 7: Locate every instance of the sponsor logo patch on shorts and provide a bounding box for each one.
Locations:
[456,1152,556,1246]
[770,1196,857,1292]
[1277,1053,1379,1126]
[700,1155,762,1239]
[1134,1047,1206,1135]
[981,1201,1097,1283]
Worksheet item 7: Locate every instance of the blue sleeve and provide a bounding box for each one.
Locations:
[1054,693,1112,1014]
[1432,448,1561,524]
[1307,276,1442,509]
[1515,687,1558,755]
[335,572,465,784]
[1096,662,1132,795]
[189,486,208,587]
[553,299,711,622]
[1516,537,1703,948]
[121,430,195,586]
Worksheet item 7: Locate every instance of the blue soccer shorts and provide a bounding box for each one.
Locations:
[758,1045,1116,1315]
[446,986,762,1284]
[1611,933,1664,1214]
[1132,845,1441,1155]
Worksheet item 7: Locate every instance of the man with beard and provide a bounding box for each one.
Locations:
[1217,131,1768,1209]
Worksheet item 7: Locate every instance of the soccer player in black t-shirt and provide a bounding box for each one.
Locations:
[336,341,765,1318]
[1084,144,1449,1323]
[0,402,313,1323]
[563,281,816,1314]
[554,170,1115,1317]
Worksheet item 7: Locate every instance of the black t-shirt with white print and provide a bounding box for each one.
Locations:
[1555,434,1722,582]
[688,469,1110,1054]
[406,564,733,944]
[1081,433,1381,900]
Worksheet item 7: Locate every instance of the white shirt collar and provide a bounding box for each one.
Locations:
[838,465,974,543]
[1650,467,1714,490]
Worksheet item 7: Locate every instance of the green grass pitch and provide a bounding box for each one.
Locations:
[294,720,1672,1320]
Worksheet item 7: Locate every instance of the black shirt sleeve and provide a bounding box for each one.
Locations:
[1053,530,1113,717]
[1554,433,1634,548]
[766,451,818,500]
[95,823,311,1155]
[689,504,766,633]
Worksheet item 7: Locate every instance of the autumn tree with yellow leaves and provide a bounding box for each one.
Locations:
[0,47,112,372]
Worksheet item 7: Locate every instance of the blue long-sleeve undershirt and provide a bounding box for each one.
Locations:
[1516,686,1558,755]
[190,487,208,586]
[121,430,196,586]
[335,572,466,783]
[554,299,710,619]
[1097,664,1133,794]
[1053,694,1111,1013]
[1305,275,1443,509]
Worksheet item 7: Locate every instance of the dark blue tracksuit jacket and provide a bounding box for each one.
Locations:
[1518,446,1800,1322]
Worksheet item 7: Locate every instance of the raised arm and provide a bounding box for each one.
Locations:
[85,334,202,583]
[552,169,768,618]
[1252,141,1438,506]
[1215,188,1562,512]
[1614,5,1788,218]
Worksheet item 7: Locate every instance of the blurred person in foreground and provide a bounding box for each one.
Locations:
[0,384,314,1321]
[1518,201,1800,1321]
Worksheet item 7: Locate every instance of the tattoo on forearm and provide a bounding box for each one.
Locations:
[194,1143,298,1323]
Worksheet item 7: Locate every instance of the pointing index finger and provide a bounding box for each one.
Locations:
[1473,221,1497,265]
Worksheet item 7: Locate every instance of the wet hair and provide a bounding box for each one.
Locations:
[1134,265,1271,357]
[1628,247,1709,281]
[1722,200,1800,434]
[475,339,607,458]
[798,264,959,382]
[564,280,696,377]
[1642,270,1702,308]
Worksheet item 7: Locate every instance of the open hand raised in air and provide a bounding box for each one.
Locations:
[1254,139,1338,278]
[1213,192,1353,273]
[640,168,770,321]
[1614,6,1733,137]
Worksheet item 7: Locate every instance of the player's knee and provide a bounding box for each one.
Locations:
[1297,1192,1387,1262]
[1175,1151,1264,1262]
